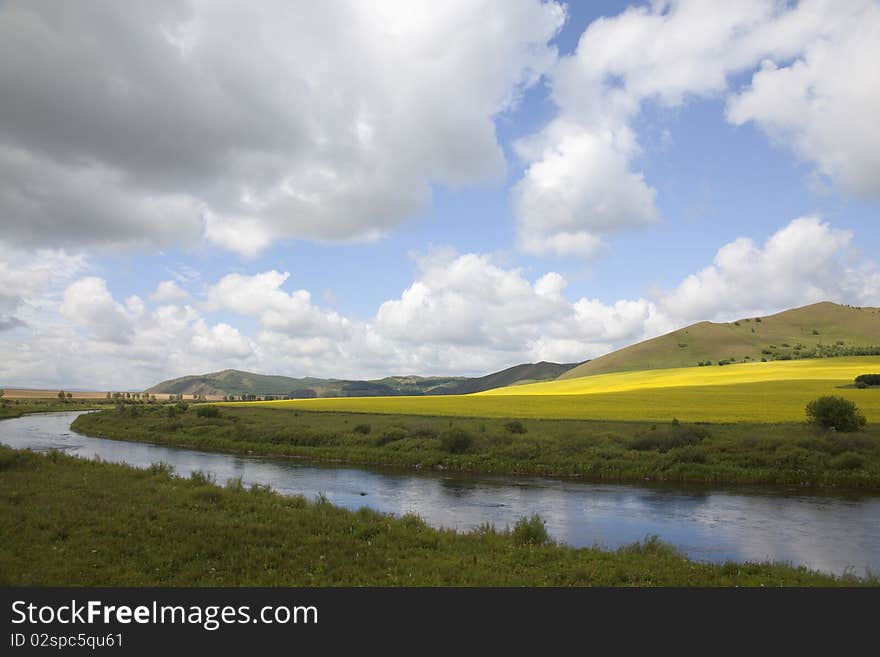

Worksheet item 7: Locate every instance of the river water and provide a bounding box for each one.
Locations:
[2,411,879,576]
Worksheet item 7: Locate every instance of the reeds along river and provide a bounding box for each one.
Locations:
[2,411,880,577]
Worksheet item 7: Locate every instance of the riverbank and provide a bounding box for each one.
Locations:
[0,400,103,420]
[1,444,873,586]
[72,405,880,489]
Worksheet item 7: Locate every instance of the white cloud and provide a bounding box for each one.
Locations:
[657,216,872,322]
[726,2,880,196]
[149,280,190,304]
[514,122,656,257]
[0,0,564,255]
[2,217,879,389]
[0,242,87,331]
[513,0,880,258]
[59,277,137,344]
[205,271,351,338]
[190,320,253,359]
[375,251,568,347]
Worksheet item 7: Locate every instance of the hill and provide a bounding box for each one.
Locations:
[145,369,465,398]
[431,361,580,395]
[560,302,880,380]
[146,361,579,398]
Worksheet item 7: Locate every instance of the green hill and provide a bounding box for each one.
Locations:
[432,361,581,395]
[560,302,880,380]
[146,370,466,398]
[147,361,580,398]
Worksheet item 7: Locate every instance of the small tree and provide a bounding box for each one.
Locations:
[511,514,550,546]
[57,390,66,400]
[439,428,474,454]
[805,396,867,432]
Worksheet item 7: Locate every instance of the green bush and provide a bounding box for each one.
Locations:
[504,420,527,434]
[511,514,550,546]
[148,461,175,476]
[829,452,865,470]
[353,424,371,435]
[629,424,709,452]
[375,427,409,446]
[855,374,880,387]
[439,428,474,454]
[196,405,220,418]
[805,396,867,432]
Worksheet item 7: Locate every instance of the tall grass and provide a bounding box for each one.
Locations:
[1,445,872,587]
[71,405,880,488]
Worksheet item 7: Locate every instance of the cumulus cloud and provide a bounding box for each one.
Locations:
[0,243,87,331]
[149,280,190,303]
[657,216,869,321]
[376,251,570,347]
[59,278,139,344]
[2,217,878,389]
[726,2,880,196]
[513,0,880,257]
[0,0,564,255]
[514,123,656,257]
[206,271,351,338]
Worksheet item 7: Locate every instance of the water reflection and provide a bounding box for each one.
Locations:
[1,411,878,576]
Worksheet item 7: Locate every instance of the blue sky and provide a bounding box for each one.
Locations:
[1,1,878,388]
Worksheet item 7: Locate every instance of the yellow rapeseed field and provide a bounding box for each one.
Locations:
[477,356,880,396]
[236,356,880,423]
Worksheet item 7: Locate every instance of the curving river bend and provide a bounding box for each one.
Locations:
[2,411,880,576]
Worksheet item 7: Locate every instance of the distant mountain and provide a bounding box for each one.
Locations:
[431,361,582,395]
[146,361,581,398]
[560,301,880,380]
[146,369,465,398]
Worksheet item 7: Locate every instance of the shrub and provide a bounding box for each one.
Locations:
[855,374,880,387]
[511,514,550,546]
[189,470,215,485]
[504,420,527,434]
[375,427,409,446]
[829,452,865,470]
[629,424,709,452]
[148,461,175,476]
[439,428,474,454]
[353,423,372,435]
[196,405,220,418]
[667,445,708,464]
[805,396,867,432]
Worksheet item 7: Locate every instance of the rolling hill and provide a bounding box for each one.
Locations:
[146,369,465,398]
[431,361,581,395]
[146,361,580,398]
[560,302,880,379]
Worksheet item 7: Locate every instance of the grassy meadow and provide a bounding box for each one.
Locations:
[0,399,104,420]
[1,445,872,586]
[224,357,880,423]
[67,356,880,488]
[71,401,880,487]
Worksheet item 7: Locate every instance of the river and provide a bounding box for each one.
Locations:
[2,411,879,576]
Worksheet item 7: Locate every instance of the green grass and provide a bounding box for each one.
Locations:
[0,399,104,420]
[71,405,880,488]
[0,445,872,586]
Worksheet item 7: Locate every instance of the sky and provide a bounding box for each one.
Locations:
[1,0,879,390]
